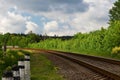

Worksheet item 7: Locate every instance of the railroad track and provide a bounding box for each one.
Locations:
[12,48,120,80]
[44,50,120,80]
[44,52,108,80]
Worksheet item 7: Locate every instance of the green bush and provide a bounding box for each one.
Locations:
[112,47,120,54]
[0,50,25,79]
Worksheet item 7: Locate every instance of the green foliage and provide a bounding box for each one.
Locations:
[28,28,107,53]
[27,32,40,43]
[112,47,120,54]
[0,32,41,48]
[109,0,120,22]
[103,21,120,51]
[0,50,24,79]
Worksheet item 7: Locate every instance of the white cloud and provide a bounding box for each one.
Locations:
[0,0,117,36]
[0,11,42,34]
[40,0,117,35]
[0,12,27,33]
[44,21,76,36]
[44,21,58,32]
[25,21,41,34]
[67,0,116,33]
[0,0,42,34]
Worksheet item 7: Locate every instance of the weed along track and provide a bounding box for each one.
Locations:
[12,48,120,80]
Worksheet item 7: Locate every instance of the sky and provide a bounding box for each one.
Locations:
[0,0,117,36]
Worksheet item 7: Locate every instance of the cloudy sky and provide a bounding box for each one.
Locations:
[0,0,116,36]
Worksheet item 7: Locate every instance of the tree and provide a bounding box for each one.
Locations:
[3,33,10,53]
[103,21,120,52]
[109,0,120,22]
[27,32,40,43]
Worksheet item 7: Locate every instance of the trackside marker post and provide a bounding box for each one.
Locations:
[24,54,30,80]
[12,65,20,80]
[18,59,25,80]
[2,70,13,80]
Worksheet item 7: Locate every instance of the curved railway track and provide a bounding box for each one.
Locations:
[12,48,120,80]
[44,52,109,80]
[45,50,120,80]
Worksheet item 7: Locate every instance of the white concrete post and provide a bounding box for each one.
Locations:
[12,65,20,80]
[18,59,25,80]
[24,54,30,80]
[2,70,13,80]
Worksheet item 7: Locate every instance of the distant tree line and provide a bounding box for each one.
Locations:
[0,32,73,48]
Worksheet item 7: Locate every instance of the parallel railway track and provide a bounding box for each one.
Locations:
[45,50,120,80]
[12,48,120,80]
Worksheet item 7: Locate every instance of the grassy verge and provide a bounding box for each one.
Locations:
[47,49,120,60]
[31,53,64,80]
[72,50,120,60]
[69,50,120,60]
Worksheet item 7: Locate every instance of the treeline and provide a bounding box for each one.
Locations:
[0,32,40,48]
[28,21,120,56]
[0,32,72,48]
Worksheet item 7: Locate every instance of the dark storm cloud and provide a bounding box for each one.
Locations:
[7,0,89,13]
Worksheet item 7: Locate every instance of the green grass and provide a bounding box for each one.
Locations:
[71,50,120,60]
[48,49,120,60]
[72,51,120,60]
[31,53,64,80]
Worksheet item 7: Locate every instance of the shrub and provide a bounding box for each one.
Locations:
[112,47,120,54]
